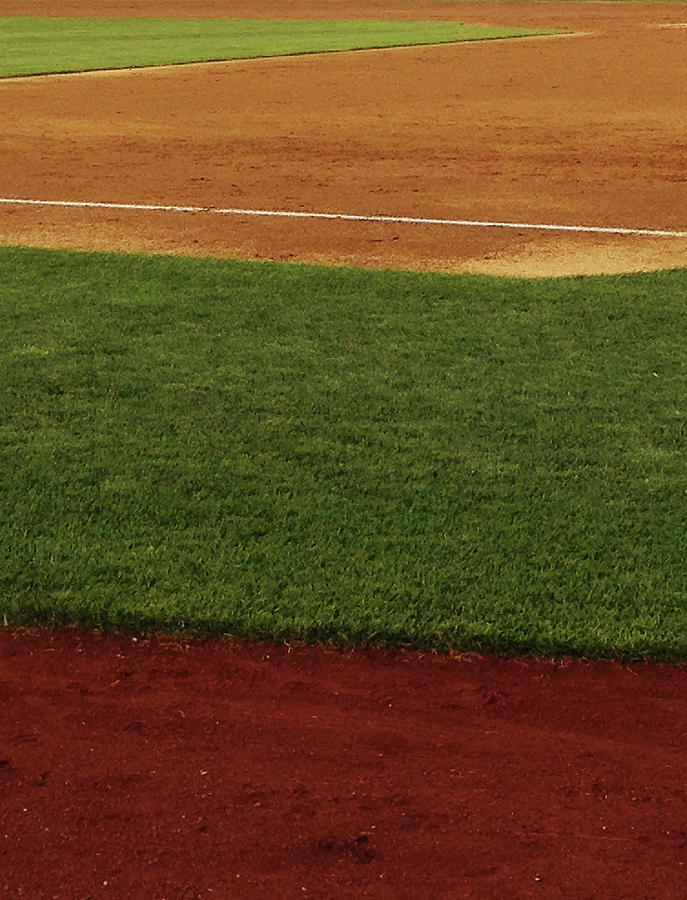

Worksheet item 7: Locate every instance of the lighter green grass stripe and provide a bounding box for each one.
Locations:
[0,17,549,78]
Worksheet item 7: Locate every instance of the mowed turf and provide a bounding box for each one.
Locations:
[0,17,545,77]
[2,246,687,660]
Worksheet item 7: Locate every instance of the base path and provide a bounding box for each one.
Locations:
[0,0,686,276]
[2,629,687,897]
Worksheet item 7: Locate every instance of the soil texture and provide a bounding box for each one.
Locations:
[0,1,685,276]
[3,629,687,898]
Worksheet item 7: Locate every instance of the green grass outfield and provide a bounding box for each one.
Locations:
[2,246,687,661]
[0,17,546,78]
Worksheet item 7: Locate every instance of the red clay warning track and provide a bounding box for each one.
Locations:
[3,629,687,898]
[0,0,686,276]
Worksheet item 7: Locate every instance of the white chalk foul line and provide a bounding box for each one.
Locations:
[1,196,687,239]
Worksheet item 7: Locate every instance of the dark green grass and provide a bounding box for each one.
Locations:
[2,246,687,660]
[0,17,546,78]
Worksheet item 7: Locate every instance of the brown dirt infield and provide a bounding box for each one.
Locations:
[3,629,687,897]
[3,3,687,896]
[0,1,686,276]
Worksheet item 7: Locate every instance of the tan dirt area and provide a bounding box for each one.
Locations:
[0,1,685,275]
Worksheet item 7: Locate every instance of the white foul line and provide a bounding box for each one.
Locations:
[1,196,687,239]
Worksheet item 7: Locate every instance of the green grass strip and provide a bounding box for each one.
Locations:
[0,17,547,78]
[2,247,687,661]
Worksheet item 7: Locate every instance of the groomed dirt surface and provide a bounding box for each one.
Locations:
[2,629,687,898]
[0,1,686,276]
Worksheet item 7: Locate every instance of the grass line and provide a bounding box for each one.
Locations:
[0,18,547,77]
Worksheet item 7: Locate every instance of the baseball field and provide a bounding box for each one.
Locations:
[2,1,687,895]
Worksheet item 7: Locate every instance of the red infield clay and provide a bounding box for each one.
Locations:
[0,1,686,275]
[2,629,687,898]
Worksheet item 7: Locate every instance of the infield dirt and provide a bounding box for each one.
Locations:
[3,629,687,897]
[0,0,686,275]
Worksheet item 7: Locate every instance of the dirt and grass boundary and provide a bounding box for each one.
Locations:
[2,3,687,895]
